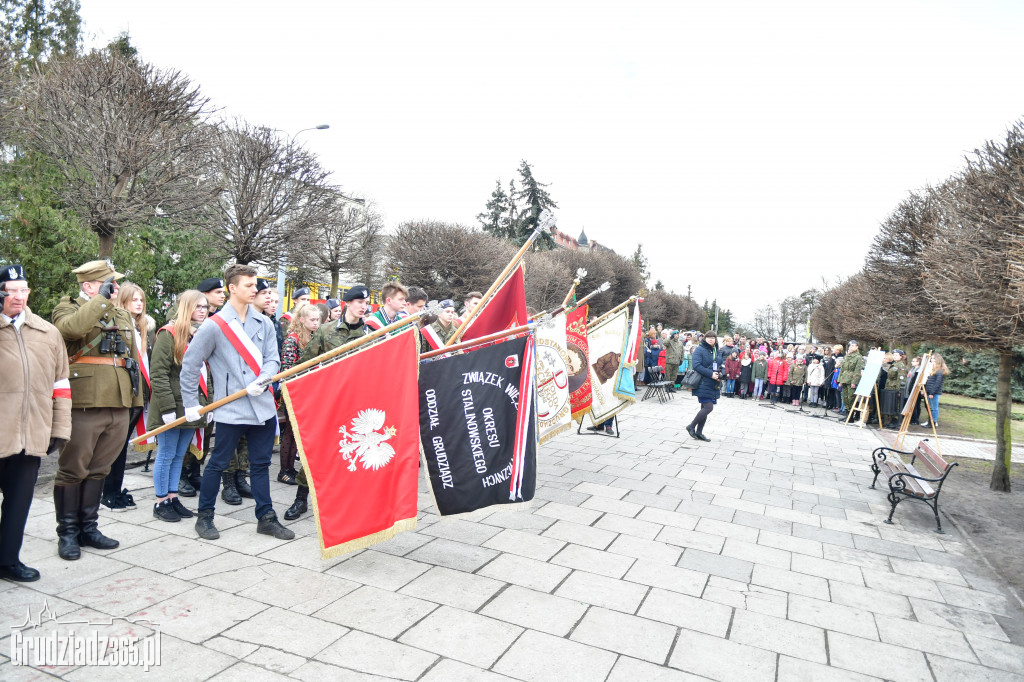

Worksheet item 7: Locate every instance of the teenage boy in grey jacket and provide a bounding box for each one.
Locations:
[180,264,293,541]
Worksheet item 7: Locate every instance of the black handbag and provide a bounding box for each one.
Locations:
[679,368,702,389]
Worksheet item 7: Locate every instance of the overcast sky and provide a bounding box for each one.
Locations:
[79,0,1024,321]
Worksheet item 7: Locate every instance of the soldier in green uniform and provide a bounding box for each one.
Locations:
[663,331,683,393]
[285,285,370,520]
[51,260,144,560]
[419,299,458,353]
[837,340,864,418]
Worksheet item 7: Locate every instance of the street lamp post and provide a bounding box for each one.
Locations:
[275,124,330,317]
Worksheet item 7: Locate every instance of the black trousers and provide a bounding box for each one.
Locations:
[104,406,143,497]
[0,452,40,565]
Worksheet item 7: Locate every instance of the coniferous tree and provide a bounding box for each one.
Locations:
[514,160,556,249]
[477,180,513,239]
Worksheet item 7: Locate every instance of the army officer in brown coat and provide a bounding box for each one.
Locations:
[51,260,144,561]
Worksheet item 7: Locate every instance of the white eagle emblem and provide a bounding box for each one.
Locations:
[339,409,397,472]
[7,267,17,279]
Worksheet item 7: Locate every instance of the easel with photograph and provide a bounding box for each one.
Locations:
[844,386,884,428]
[895,351,941,453]
[845,349,886,428]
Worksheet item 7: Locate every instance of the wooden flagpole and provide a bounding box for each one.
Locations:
[590,295,640,328]
[421,323,533,360]
[132,313,423,445]
[446,225,545,346]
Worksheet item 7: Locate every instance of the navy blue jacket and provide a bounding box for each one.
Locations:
[924,371,945,396]
[691,341,721,402]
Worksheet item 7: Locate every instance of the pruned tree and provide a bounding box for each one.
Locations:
[385,221,516,302]
[924,125,1024,492]
[16,49,217,257]
[522,251,571,313]
[212,119,331,266]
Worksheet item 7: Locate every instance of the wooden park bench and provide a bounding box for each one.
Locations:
[870,439,958,534]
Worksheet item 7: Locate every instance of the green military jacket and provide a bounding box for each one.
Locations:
[788,362,806,385]
[52,294,144,409]
[299,318,368,364]
[892,360,908,389]
[664,338,683,365]
[420,320,457,354]
[838,350,864,386]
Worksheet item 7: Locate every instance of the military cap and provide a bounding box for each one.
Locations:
[292,287,311,299]
[438,298,456,310]
[255,278,272,293]
[325,298,341,310]
[893,349,905,357]
[73,259,124,284]
[198,277,225,293]
[342,284,370,302]
[848,340,859,346]
[0,264,26,284]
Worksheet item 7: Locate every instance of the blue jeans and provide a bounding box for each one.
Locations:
[153,428,192,497]
[926,395,940,423]
[753,378,764,398]
[199,417,277,518]
[725,379,735,394]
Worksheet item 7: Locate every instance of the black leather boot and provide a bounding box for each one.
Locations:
[235,470,253,499]
[78,479,119,550]
[54,484,81,561]
[221,471,242,505]
[178,475,197,497]
[186,461,203,490]
[284,486,308,520]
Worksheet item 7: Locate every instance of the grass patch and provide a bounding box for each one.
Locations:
[929,393,1024,442]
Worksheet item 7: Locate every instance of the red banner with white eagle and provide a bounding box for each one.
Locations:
[566,304,592,420]
[282,326,421,557]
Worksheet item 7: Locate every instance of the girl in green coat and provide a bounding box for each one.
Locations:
[147,290,212,522]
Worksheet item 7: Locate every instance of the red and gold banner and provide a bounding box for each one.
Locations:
[566,304,592,420]
[282,327,421,558]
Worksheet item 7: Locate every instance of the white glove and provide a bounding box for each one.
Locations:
[246,380,266,397]
[184,406,202,423]
[161,412,177,425]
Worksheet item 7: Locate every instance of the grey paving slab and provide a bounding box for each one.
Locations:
[8,392,1023,680]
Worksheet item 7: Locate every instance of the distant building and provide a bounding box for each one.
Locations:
[550,227,613,254]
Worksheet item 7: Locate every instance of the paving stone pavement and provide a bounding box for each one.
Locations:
[3,393,1024,681]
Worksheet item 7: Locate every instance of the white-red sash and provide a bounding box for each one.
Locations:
[211,313,263,377]
[364,316,384,331]
[134,328,154,446]
[421,324,445,351]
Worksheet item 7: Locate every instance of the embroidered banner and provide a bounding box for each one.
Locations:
[587,306,636,425]
[566,304,592,421]
[535,313,572,444]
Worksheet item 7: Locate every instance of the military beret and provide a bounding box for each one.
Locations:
[292,287,311,299]
[73,259,124,284]
[255,278,272,293]
[342,285,370,302]
[893,349,905,357]
[326,298,341,309]
[198,278,224,293]
[0,264,26,284]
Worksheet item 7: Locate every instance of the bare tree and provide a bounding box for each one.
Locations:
[386,221,516,302]
[212,119,331,266]
[17,50,217,257]
[301,190,368,298]
[347,204,387,292]
[522,251,571,313]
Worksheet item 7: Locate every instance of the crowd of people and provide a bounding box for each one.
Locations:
[637,329,948,441]
[0,256,952,584]
[0,259,495,582]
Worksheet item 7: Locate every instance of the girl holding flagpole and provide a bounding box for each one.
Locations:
[277,303,320,484]
[101,282,151,512]
[147,290,212,522]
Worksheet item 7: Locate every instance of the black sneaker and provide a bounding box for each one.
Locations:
[101,493,126,512]
[153,499,181,523]
[169,497,194,518]
[117,489,136,510]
